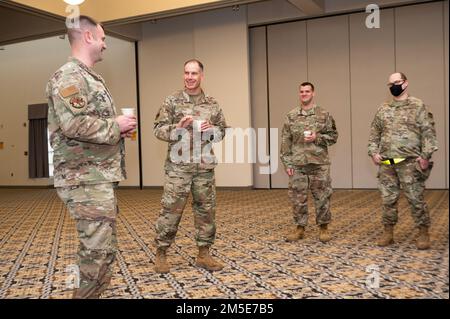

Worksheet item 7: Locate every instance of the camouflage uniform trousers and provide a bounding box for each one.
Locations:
[56,182,118,298]
[155,169,216,249]
[377,158,432,227]
[288,164,332,226]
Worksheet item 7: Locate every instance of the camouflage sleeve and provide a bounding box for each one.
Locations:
[280,116,293,168]
[315,113,338,147]
[153,98,179,142]
[208,106,227,143]
[51,75,120,145]
[418,105,438,159]
[367,110,382,157]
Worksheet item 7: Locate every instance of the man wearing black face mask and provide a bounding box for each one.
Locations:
[368,72,438,250]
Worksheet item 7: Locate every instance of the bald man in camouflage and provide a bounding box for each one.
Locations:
[368,72,438,250]
[281,82,338,243]
[46,15,136,298]
[153,59,227,273]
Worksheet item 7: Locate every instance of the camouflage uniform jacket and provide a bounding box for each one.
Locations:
[154,90,227,172]
[368,96,438,160]
[280,105,338,168]
[46,57,125,187]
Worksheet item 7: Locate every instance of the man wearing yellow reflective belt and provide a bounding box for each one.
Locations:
[368,72,438,250]
[380,158,407,165]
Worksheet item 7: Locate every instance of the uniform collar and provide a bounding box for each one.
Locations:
[389,96,410,108]
[182,89,206,103]
[298,104,317,116]
[68,57,105,83]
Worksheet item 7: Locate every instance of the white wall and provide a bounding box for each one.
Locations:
[250,1,449,189]
[350,9,395,188]
[139,6,253,187]
[0,36,138,186]
[395,1,447,188]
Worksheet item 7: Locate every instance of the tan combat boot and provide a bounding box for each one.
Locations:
[377,224,394,247]
[196,246,224,271]
[286,225,305,242]
[155,247,170,273]
[416,226,430,250]
[319,224,331,243]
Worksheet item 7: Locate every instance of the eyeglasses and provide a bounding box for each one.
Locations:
[387,80,405,87]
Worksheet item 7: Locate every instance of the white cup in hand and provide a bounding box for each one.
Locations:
[121,108,135,116]
[193,120,205,132]
[304,130,312,137]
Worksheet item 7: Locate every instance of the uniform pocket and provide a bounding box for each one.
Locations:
[415,161,433,181]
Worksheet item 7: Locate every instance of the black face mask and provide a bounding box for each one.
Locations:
[390,83,405,97]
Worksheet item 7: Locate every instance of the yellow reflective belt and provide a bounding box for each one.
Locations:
[381,158,406,165]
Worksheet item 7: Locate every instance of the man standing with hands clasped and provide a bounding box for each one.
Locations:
[368,72,438,250]
[281,82,338,243]
[46,15,136,298]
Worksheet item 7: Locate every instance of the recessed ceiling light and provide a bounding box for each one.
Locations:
[63,0,85,5]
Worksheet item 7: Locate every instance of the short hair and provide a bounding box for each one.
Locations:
[184,59,204,72]
[67,15,103,44]
[398,72,408,81]
[299,82,315,91]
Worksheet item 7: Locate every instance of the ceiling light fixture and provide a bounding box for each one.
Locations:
[63,0,85,5]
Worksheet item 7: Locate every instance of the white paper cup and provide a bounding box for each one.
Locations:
[121,108,135,116]
[193,120,204,132]
[304,130,312,137]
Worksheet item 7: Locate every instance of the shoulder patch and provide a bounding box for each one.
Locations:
[69,95,87,109]
[59,85,80,98]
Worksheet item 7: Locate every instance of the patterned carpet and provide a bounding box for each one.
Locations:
[0,188,448,299]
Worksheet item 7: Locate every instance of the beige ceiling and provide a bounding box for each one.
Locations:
[11,0,263,22]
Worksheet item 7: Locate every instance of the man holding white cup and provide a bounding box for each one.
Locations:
[121,107,137,139]
[280,82,338,243]
[153,59,227,273]
[46,15,137,298]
